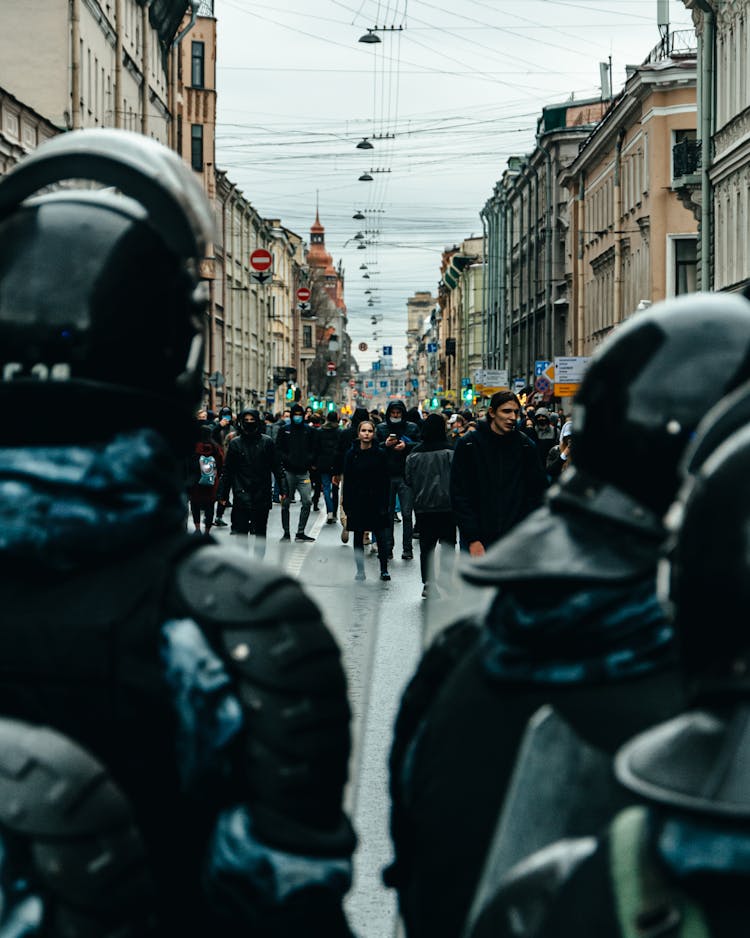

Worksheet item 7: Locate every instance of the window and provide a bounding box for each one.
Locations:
[191,41,205,88]
[191,124,203,171]
[303,325,313,348]
[672,129,698,182]
[673,237,697,296]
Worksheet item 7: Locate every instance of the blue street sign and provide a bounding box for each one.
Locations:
[427,342,438,353]
[383,345,393,356]
[265,388,275,403]
[534,360,551,377]
[380,380,388,388]
[411,379,419,389]
[366,381,374,388]
[372,361,381,371]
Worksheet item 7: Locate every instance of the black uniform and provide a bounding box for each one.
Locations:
[0,129,355,937]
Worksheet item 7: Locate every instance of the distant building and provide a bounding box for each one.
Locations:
[481,98,606,385]
[562,34,698,355]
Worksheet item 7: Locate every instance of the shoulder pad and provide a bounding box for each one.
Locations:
[469,837,597,938]
[175,545,320,627]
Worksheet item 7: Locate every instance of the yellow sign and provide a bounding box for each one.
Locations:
[555,383,582,397]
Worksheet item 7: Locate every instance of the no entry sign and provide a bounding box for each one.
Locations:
[249,249,273,271]
[297,287,311,302]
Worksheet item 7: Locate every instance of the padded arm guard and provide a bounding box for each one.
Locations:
[174,547,355,858]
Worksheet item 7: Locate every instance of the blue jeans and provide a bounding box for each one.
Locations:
[321,473,338,514]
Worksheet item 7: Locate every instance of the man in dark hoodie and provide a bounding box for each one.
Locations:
[450,390,547,557]
[276,402,319,542]
[218,408,288,558]
[375,400,421,560]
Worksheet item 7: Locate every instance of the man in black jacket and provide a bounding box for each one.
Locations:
[276,402,319,542]
[450,391,547,557]
[376,400,421,560]
[218,408,288,558]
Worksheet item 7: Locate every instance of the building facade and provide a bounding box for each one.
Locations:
[562,37,698,354]
[0,87,59,173]
[0,0,185,140]
[481,99,606,385]
[682,0,750,293]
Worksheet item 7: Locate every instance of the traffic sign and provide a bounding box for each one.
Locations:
[383,345,393,356]
[535,360,551,377]
[554,357,590,397]
[250,271,272,285]
[358,342,368,352]
[297,287,311,302]
[250,249,273,272]
[427,342,438,353]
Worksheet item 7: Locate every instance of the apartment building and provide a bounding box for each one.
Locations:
[562,35,698,354]
[0,0,186,141]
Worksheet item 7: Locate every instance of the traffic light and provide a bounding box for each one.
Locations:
[327,401,336,412]
[430,396,439,409]
[462,384,474,403]
[286,385,294,400]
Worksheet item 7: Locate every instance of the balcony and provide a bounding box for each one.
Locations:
[673,138,701,180]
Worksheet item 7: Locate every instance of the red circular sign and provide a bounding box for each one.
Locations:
[297,287,311,302]
[249,249,273,271]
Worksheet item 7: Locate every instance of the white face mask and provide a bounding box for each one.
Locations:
[390,416,402,424]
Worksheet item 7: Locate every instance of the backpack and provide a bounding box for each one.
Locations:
[198,453,217,487]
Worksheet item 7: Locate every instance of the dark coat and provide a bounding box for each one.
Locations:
[375,400,421,478]
[218,432,287,509]
[342,443,391,532]
[404,443,453,513]
[276,421,318,473]
[316,424,345,475]
[450,421,547,548]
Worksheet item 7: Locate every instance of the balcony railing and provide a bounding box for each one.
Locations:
[673,138,702,179]
[643,29,697,65]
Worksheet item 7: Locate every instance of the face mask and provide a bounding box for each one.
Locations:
[242,422,258,434]
[390,416,402,425]
[292,415,304,425]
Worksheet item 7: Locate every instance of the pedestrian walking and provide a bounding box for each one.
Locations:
[450,391,547,557]
[187,422,224,534]
[317,410,345,523]
[341,420,392,581]
[404,413,455,598]
[276,402,318,542]
[376,400,421,560]
[218,408,288,558]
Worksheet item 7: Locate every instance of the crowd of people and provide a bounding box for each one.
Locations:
[187,396,570,591]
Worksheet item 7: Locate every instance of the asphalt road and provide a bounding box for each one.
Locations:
[208,500,493,938]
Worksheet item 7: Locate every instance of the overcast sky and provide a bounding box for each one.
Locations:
[214,0,694,368]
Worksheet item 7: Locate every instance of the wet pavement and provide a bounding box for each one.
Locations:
[208,499,493,938]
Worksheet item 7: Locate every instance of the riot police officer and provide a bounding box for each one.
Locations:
[387,292,750,938]
[0,130,355,936]
[468,401,750,937]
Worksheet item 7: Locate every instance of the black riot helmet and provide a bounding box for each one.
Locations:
[572,292,750,516]
[660,423,750,704]
[0,129,214,448]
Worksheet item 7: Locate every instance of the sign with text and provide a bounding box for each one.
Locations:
[474,369,509,395]
[554,357,591,397]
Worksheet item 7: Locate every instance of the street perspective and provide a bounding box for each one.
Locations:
[2,0,750,936]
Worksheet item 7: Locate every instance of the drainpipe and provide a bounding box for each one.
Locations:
[114,0,123,127]
[694,0,714,290]
[539,139,554,358]
[169,1,201,149]
[70,0,81,129]
[526,172,533,384]
[531,162,540,374]
[479,205,491,368]
[141,1,151,135]
[576,172,586,355]
[613,128,626,323]
[507,193,515,378]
